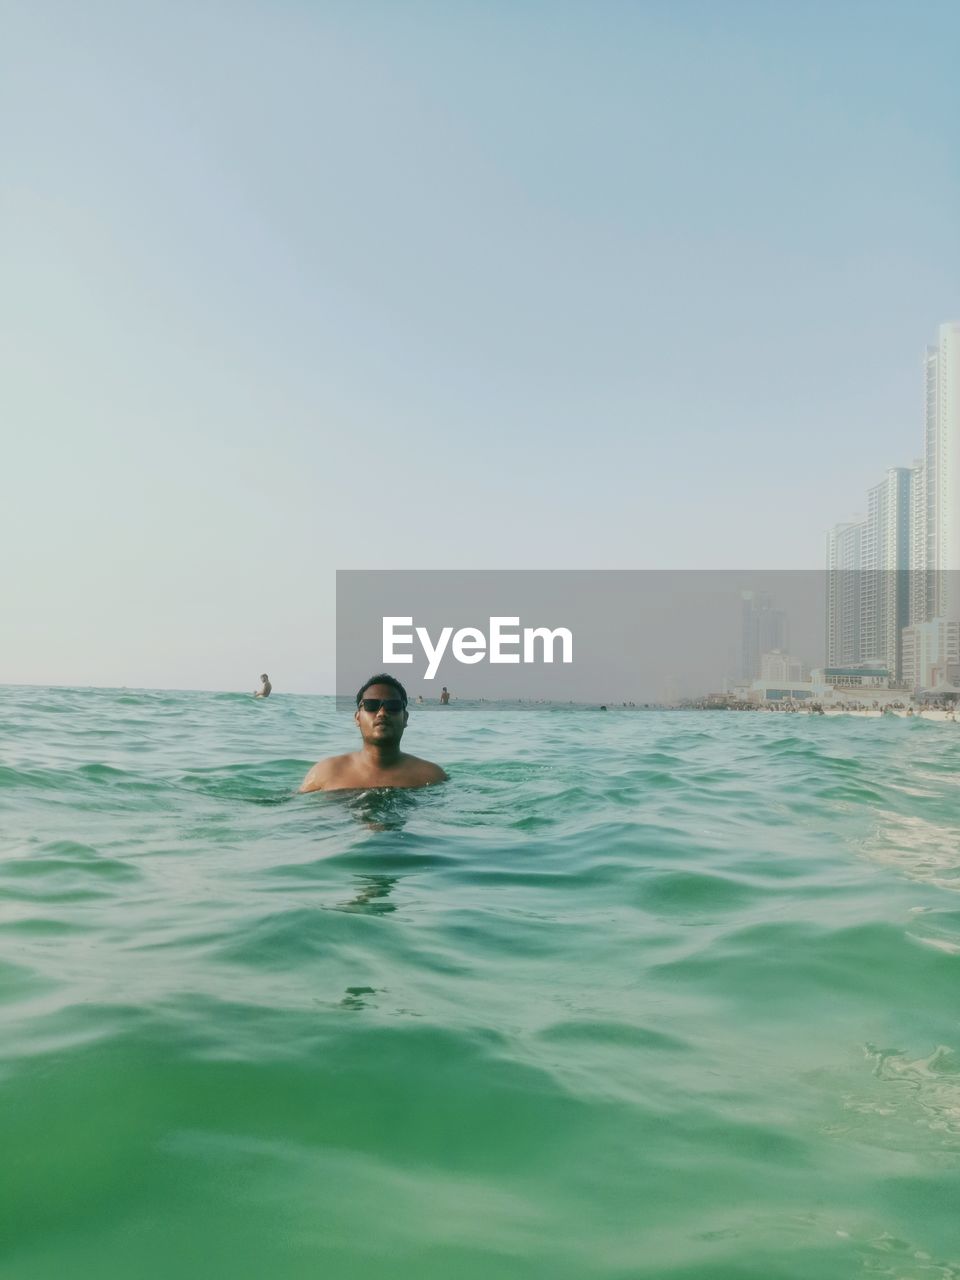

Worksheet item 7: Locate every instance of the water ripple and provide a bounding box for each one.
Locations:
[3,687,960,1277]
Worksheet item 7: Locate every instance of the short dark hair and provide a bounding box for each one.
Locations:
[356,673,408,707]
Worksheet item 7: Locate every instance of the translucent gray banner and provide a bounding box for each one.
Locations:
[336,570,960,707]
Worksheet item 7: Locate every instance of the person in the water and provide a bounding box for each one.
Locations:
[255,673,272,698]
[299,673,448,793]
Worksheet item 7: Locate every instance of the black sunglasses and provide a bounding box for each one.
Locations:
[359,698,405,714]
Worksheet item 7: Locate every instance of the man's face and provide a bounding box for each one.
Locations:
[355,683,408,746]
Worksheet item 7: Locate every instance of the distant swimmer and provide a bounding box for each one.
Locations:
[299,674,448,793]
[255,673,272,698]
[440,687,450,705]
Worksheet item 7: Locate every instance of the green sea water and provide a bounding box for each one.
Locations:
[2,685,960,1279]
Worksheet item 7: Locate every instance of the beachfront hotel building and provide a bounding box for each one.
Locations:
[902,618,960,691]
[759,650,805,683]
[826,321,960,688]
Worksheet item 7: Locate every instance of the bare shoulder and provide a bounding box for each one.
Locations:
[299,754,355,793]
[403,755,449,785]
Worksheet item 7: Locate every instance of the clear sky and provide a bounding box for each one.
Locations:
[2,0,958,692]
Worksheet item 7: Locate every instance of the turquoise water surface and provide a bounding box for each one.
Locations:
[2,686,960,1278]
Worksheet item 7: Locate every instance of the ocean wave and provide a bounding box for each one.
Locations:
[4,689,960,1277]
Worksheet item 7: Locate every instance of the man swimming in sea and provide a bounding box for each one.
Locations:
[299,673,449,793]
[255,673,272,698]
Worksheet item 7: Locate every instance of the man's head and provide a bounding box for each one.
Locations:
[260,674,269,682]
[355,673,409,745]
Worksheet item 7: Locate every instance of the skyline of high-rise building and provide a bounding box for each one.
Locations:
[826,320,960,690]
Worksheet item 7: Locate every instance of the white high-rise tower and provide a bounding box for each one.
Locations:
[909,458,926,625]
[923,321,960,619]
[863,467,912,680]
[826,519,865,667]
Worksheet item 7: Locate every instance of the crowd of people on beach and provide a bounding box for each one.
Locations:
[252,669,958,724]
[688,696,959,720]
